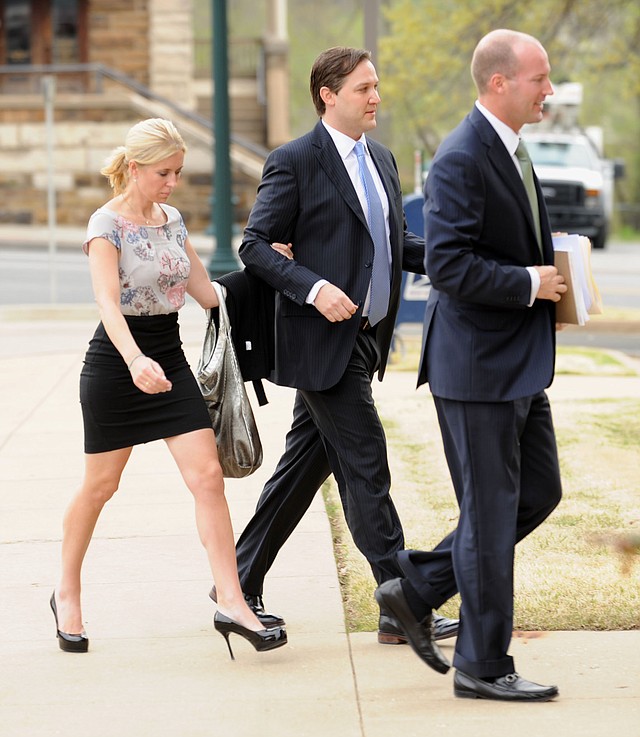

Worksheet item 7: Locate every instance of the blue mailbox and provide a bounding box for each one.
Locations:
[397,193,431,326]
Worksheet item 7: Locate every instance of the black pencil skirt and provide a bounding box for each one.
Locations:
[80,313,212,454]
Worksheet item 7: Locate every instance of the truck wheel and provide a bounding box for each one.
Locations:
[592,227,607,250]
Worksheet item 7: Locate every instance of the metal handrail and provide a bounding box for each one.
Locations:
[0,62,270,160]
[194,37,261,79]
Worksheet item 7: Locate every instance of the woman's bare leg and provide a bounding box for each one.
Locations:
[165,429,263,631]
[55,447,132,634]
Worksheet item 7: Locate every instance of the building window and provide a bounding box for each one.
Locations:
[52,0,79,63]
[1,0,86,66]
[4,0,31,64]
[0,1,87,91]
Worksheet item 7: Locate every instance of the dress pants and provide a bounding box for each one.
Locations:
[235,330,405,594]
[399,391,562,678]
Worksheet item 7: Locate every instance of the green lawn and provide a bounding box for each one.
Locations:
[324,346,640,632]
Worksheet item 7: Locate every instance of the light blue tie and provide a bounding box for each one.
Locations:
[355,141,390,326]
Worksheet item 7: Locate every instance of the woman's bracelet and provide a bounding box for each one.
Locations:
[127,353,145,370]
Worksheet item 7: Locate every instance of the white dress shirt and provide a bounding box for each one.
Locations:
[305,120,392,311]
[475,101,541,305]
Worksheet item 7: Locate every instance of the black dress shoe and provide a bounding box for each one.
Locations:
[453,670,559,702]
[374,578,450,674]
[209,586,286,627]
[378,611,459,644]
[378,612,406,644]
[433,613,459,641]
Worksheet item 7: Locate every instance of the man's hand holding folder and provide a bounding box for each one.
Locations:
[553,233,603,325]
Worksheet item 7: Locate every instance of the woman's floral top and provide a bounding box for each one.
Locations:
[83,204,191,316]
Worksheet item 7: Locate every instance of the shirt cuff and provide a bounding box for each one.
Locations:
[526,266,540,306]
[306,279,329,305]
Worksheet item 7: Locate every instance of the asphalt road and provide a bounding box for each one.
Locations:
[1,238,639,354]
[0,247,94,304]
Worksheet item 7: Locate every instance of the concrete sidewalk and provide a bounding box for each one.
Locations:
[1,304,639,737]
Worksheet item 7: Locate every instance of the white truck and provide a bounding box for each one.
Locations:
[522,83,624,249]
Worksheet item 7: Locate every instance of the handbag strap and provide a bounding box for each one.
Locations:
[197,282,230,377]
[207,282,270,407]
[211,281,231,334]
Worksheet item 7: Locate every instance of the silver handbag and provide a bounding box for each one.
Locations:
[196,281,263,478]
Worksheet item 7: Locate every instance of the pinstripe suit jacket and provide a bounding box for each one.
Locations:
[239,121,425,392]
[418,106,556,401]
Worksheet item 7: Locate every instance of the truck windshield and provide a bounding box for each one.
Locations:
[526,141,598,170]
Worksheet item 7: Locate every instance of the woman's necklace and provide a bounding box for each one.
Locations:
[122,193,155,225]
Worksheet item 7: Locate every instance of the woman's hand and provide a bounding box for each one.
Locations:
[271,242,293,260]
[127,354,172,393]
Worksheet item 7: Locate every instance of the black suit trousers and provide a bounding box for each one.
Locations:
[235,330,405,593]
[399,391,562,678]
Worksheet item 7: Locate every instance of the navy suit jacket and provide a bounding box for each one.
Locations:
[419,106,556,401]
[239,121,425,391]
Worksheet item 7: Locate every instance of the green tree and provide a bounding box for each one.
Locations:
[286,0,363,135]
[379,0,640,213]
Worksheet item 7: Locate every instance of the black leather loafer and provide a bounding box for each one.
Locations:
[433,613,459,641]
[209,586,286,627]
[374,578,450,674]
[378,611,459,644]
[453,670,559,701]
[378,612,406,644]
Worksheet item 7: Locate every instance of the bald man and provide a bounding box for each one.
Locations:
[375,29,566,702]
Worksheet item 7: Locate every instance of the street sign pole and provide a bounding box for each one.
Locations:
[43,75,58,302]
[207,0,239,277]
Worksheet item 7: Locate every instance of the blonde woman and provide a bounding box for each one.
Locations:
[51,118,287,659]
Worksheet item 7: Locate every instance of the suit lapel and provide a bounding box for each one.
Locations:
[369,144,399,236]
[532,171,554,262]
[311,124,401,280]
[311,123,369,231]
[471,110,544,259]
[368,142,401,278]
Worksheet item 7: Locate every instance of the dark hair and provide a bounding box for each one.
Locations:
[310,47,372,116]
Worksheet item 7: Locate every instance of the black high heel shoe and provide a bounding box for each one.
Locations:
[50,592,89,653]
[213,611,287,660]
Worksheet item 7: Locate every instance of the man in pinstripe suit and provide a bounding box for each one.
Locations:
[230,46,458,644]
[376,30,565,700]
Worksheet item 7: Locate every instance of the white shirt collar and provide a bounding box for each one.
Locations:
[475,100,521,157]
[321,119,367,160]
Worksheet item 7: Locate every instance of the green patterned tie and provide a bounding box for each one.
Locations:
[516,140,542,253]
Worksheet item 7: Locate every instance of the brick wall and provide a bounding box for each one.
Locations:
[148,0,195,108]
[0,97,257,230]
[0,1,259,231]
[89,0,150,85]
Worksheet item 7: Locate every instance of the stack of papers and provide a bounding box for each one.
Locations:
[553,234,603,325]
